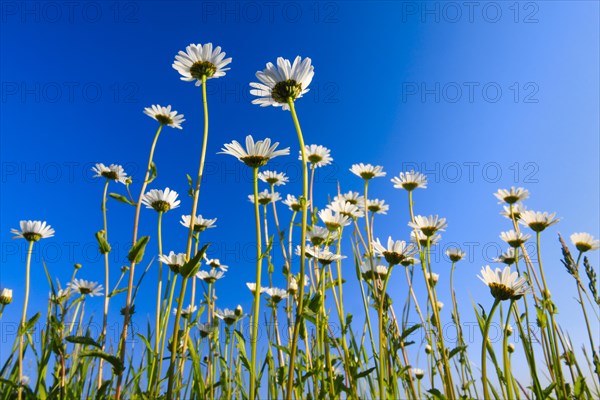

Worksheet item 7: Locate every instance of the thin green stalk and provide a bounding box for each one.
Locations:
[18,240,34,400]
[98,179,110,387]
[285,99,309,400]
[249,167,263,400]
[482,299,501,400]
[503,300,516,400]
[115,123,163,400]
[148,211,164,395]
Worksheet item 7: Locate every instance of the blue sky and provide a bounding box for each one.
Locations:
[1,0,598,382]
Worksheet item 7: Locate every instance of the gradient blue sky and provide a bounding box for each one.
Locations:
[1,0,598,382]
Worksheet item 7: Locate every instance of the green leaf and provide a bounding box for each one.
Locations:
[80,350,125,375]
[95,230,111,254]
[127,236,150,263]
[180,244,210,278]
[65,335,102,348]
[109,193,135,206]
[400,323,423,341]
[427,388,447,399]
[354,366,376,379]
[448,345,467,359]
[19,313,41,335]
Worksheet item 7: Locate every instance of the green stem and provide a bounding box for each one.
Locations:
[18,240,34,400]
[149,211,163,394]
[249,167,263,400]
[482,299,501,400]
[98,179,110,387]
[285,99,309,400]
[503,300,515,400]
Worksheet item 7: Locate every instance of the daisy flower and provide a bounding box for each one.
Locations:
[258,170,289,186]
[300,144,333,168]
[248,189,281,205]
[372,237,416,265]
[172,43,232,85]
[391,171,427,191]
[142,188,181,213]
[173,304,197,319]
[215,307,242,325]
[68,279,103,297]
[411,231,441,247]
[264,287,288,304]
[50,288,71,304]
[304,247,346,265]
[250,56,314,110]
[282,194,302,212]
[143,104,185,129]
[205,257,228,272]
[334,191,364,206]
[570,232,600,252]
[246,282,266,295]
[360,261,389,280]
[500,204,527,220]
[11,220,55,242]
[318,209,352,231]
[426,272,439,287]
[446,248,466,263]
[478,265,530,301]
[0,288,13,305]
[400,256,420,267]
[519,210,560,232]
[288,275,309,295]
[362,199,389,214]
[180,214,217,232]
[411,368,425,380]
[408,215,447,237]
[92,163,128,184]
[350,163,386,180]
[494,187,529,205]
[307,226,338,246]
[198,322,215,338]
[327,200,364,219]
[220,135,290,168]
[196,269,225,284]
[500,230,531,248]
[159,251,187,274]
[494,248,520,265]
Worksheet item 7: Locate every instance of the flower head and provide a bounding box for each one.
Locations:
[391,171,427,191]
[446,248,466,263]
[334,191,364,205]
[362,199,389,214]
[142,188,181,213]
[350,163,386,180]
[246,282,266,295]
[500,230,531,248]
[288,275,309,295]
[250,56,314,109]
[204,256,228,272]
[408,215,447,237]
[68,279,103,297]
[519,210,560,232]
[143,105,185,129]
[307,226,338,246]
[494,187,529,205]
[264,287,288,304]
[258,170,288,186]
[173,43,232,85]
[570,232,600,252]
[411,231,441,247]
[494,248,521,266]
[501,204,527,220]
[215,308,242,325]
[327,200,364,219]
[303,247,346,265]
[11,220,55,242]
[282,194,302,212]
[478,265,530,301]
[426,272,439,287]
[173,304,197,320]
[318,209,351,231]
[159,251,187,274]
[92,163,128,184]
[248,189,281,205]
[412,368,425,380]
[196,269,225,284]
[0,288,13,305]
[301,144,333,168]
[372,237,416,265]
[220,135,289,168]
[180,215,217,232]
[360,261,389,280]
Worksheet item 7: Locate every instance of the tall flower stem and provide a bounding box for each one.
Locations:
[502,300,516,400]
[481,299,501,400]
[249,167,263,400]
[18,240,34,400]
[115,123,163,399]
[149,211,164,394]
[98,179,110,387]
[286,99,309,400]
[167,74,210,398]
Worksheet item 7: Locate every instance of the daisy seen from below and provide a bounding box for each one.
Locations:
[362,199,389,214]
[372,237,416,266]
[220,135,290,168]
[248,190,281,205]
[494,187,529,205]
[519,210,560,232]
[391,170,428,191]
[258,170,288,186]
[408,215,447,237]
[318,209,352,231]
[494,248,520,265]
[142,188,181,213]
[446,248,466,263]
[282,194,302,212]
[143,105,185,129]
[350,163,386,180]
[68,279,104,297]
[500,230,531,248]
[180,215,217,232]
[11,220,55,242]
[92,163,128,184]
[300,144,333,168]
[172,43,232,85]
[158,251,187,274]
[264,287,288,304]
[196,269,225,284]
[478,265,530,301]
[250,56,314,110]
[334,191,364,205]
[570,232,600,252]
[327,200,364,219]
